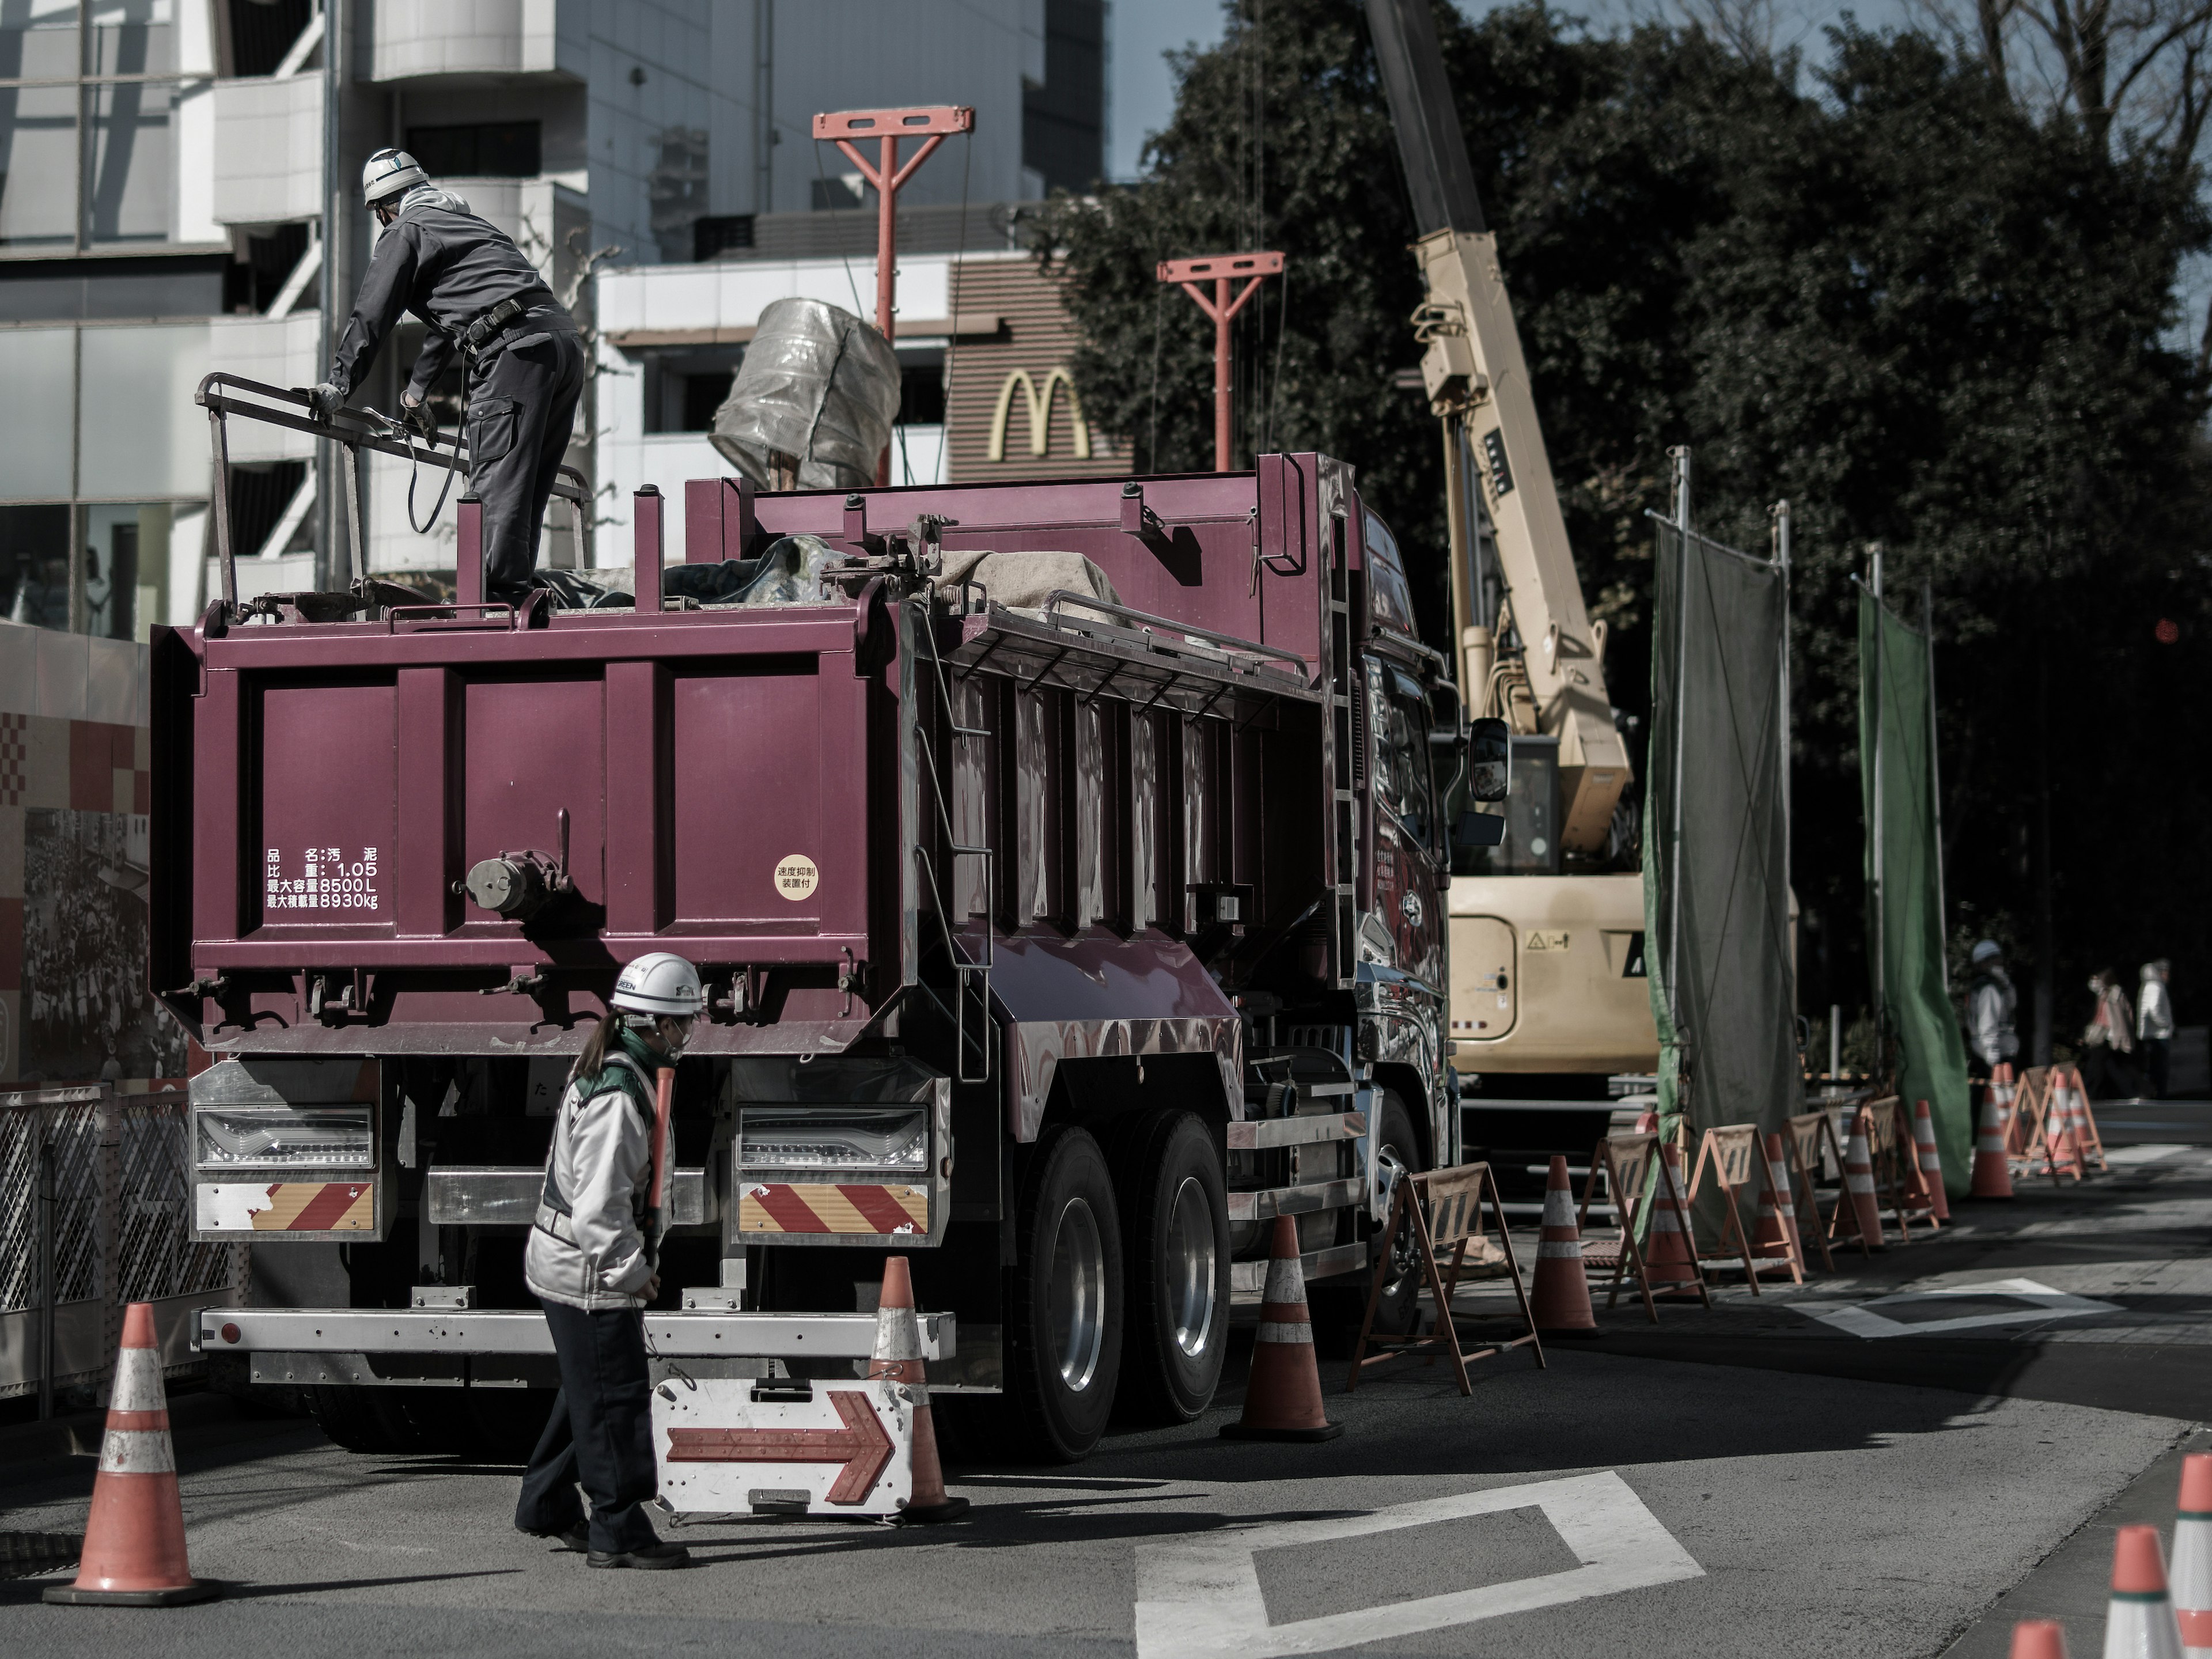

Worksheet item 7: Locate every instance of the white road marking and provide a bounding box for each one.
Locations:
[2104,1143,2192,1165]
[1791,1277,2120,1340]
[1132,1470,1703,1659]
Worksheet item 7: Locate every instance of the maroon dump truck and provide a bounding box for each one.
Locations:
[160,377,1497,1463]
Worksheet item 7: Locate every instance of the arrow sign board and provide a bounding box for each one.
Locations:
[654,1377,914,1518]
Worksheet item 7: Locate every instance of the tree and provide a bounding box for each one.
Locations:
[1047,1,2212,1030]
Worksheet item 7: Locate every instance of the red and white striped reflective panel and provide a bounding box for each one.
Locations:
[737,1183,927,1236]
[252,1182,375,1231]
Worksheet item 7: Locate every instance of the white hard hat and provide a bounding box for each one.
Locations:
[611,952,703,1019]
[362,147,427,206]
[1970,940,2002,966]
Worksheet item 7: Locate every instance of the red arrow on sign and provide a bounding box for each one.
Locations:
[665,1388,895,1505]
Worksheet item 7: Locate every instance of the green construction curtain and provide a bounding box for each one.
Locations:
[1859,590,1972,1194]
[1644,519,1804,1155]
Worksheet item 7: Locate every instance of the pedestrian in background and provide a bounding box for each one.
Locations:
[2139,960,2175,1099]
[2081,969,2138,1101]
[1967,941,2019,1074]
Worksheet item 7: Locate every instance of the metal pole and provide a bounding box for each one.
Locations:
[1925,577,1948,990]
[1830,1003,1842,1080]
[1870,545,1885,1048]
[1442,416,1475,715]
[1666,448,1690,1056]
[1213,275,1233,472]
[37,1138,55,1421]
[317,0,343,592]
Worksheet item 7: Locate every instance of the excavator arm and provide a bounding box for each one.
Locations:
[1365,0,1631,858]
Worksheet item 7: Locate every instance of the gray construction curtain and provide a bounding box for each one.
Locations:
[1645,518,1804,1145]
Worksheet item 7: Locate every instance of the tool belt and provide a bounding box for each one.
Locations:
[460,294,544,358]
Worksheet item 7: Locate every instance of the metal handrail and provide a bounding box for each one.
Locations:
[1037,589,1317,685]
[194,372,590,615]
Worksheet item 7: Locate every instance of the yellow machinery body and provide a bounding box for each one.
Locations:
[1446,873,1657,1076]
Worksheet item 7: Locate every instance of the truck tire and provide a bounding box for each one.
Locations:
[1112,1109,1230,1425]
[1310,1091,1426,1341]
[1005,1125,1124,1462]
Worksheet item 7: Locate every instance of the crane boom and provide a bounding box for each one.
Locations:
[1365,0,1631,857]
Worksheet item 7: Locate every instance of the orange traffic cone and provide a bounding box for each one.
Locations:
[2175,1452,2212,1658]
[44,1303,219,1605]
[1973,1076,2016,1199]
[2010,1620,2070,1658]
[869,1256,968,1524]
[1530,1155,1598,1336]
[1224,1217,1342,1442]
[2105,1524,2185,1659]
[1753,1131,1803,1269]
[1645,1144,1700,1285]
[1840,1109,1886,1248]
[1910,1100,1952,1223]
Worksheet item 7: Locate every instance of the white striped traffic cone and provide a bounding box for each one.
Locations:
[1841,1109,1886,1248]
[1753,1131,1804,1273]
[1645,1144,1700,1285]
[868,1256,968,1524]
[1530,1155,1597,1335]
[2105,1524,2185,1659]
[1224,1217,1342,1441]
[43,1303,219,1606]
[2013,1620,2072,1658]
[2175,1453,2212,1658]
[1911,1099,1952,1222]
[1974,1072,2017,1199]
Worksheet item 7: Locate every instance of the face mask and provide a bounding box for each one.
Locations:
[657,1017,694,1057]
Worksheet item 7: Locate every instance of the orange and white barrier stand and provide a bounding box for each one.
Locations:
[1531,1155,1598,1335]
[869,1256,968,1524]
[1910,1099,1952,1223]
[43,1302,219,1607]
[2048,1071,2085,1181]
[2175,1452,2212,1658]
[1835,1109,1887,1249]
[1225,1216,1343,1441]
[2012,1619,2071,1657]
[1755,1131,1807,1277]
[1974,1079,2017,1199]
[2105,1524,2186,1659]
[1645,1144,1705,1287]
[2063,1065,2111,1173]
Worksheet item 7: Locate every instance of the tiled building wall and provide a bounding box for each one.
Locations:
[0,621,177,1087]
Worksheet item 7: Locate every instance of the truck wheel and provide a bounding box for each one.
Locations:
[1112,1109,1229,1425]
[1310,1091,1427,1341]
[1006,1125,1124,1462]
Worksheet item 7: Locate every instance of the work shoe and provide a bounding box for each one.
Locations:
[588,1540,690,1570]
[523,1523,589,1554]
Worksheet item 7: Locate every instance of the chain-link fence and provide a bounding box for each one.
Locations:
[0,1084,246,1403]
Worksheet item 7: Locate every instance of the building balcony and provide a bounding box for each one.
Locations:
[210,73,323,228]
[367,0,585,84]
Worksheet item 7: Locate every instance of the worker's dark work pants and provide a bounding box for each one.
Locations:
[467,325,585,599]
[514,1298,660,1554]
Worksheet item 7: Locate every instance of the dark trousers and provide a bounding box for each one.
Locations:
[514,1298,659,1553]
[2142,1037,2171,1099]
[467,326,585,597]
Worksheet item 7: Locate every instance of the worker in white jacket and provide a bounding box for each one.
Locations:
[513,952,702,1569]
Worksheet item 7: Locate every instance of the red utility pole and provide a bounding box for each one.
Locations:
[1156,251,1285,472]
[814,104,976,485]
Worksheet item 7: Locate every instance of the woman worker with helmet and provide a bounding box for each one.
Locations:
[513,952,702,1569]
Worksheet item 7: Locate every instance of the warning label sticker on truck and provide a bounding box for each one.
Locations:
[264,846,382,914]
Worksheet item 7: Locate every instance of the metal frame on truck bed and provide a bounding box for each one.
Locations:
[158,380,1498,1462]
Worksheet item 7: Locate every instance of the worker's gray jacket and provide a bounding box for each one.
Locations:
[524,1052,656,1312]
[327,185,566,403]
[1968,968,2018,1069]
[2140,977,2175,1042]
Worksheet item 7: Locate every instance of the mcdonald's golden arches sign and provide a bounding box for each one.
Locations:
[943,255,1121,481]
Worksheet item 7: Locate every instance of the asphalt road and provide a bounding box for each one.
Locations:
[4,1115,2206,1659]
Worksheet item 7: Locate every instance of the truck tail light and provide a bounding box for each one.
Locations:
[194,1106,374,1169]
[739,1108,927,1174]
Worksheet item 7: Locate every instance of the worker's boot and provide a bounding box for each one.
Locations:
[587,1538,690,1570]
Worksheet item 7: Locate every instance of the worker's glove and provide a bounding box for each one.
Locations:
[305,381,345,423]
[401,396,438,443]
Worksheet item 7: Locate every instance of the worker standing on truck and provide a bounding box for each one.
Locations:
[306,148,585,603]
[513,953,703,1569]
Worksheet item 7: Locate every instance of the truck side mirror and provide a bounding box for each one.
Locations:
[1467,717,1509,803]
[1453,809,1506,848]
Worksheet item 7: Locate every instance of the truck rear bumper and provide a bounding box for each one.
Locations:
[197,1306,955,1361]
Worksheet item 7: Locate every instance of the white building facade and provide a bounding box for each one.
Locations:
[0,0,1101,635]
